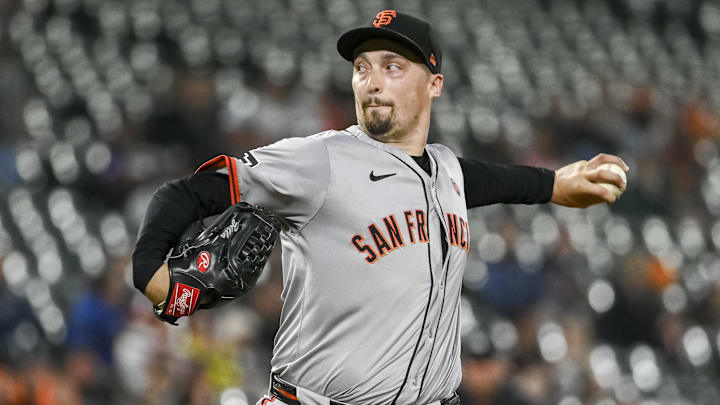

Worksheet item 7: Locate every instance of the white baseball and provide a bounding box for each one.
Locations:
[597,163,627,198]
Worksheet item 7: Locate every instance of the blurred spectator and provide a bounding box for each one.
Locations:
[66,261,128,365]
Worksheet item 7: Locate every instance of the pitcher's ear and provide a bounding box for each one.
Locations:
[429,73,443,99]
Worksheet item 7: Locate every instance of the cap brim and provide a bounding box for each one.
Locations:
[337,27,428,65]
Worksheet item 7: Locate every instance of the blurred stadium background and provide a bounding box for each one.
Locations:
[1,0,720,404]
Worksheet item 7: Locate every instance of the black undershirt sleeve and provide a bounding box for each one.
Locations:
[412,152,554,257]
[458,157,555,208]
[132,172,231,293]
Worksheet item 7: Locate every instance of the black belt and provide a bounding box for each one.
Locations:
[270,374,460,405]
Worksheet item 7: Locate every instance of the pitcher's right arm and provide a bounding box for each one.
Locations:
[133,135,331,306]
[132,172,231,304]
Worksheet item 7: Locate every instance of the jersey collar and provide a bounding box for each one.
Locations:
[344,125,437,180]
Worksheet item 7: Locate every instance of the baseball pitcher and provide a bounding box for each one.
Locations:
[133,10,628,405]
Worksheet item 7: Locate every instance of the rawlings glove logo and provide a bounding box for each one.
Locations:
[197,251,211,273]
[164,283,200,317]
[175,290,192,313]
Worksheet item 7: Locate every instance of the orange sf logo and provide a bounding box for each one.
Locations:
[373,10,397,28]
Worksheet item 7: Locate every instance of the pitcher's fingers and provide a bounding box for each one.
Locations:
[586,168,626,192]
[586,153,629,171]
[586,181,618,204]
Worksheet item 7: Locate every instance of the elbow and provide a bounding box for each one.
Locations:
[131,249,146,294]
[131,247,154,294]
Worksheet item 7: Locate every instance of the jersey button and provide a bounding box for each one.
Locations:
[412,378,418,386]
[427,330,434,339]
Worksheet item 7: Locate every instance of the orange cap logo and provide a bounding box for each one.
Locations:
[373,10,397,28]
[430,53,436,66]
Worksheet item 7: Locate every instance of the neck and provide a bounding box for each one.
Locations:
[377,131,427,156]
[361,114,430,156]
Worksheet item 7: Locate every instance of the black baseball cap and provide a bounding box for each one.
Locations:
[337,10,442,74]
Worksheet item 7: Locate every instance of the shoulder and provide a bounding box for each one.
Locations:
[301,128,369,154]
[253,131,334,157]
[262,129,350,149]
[426,143,460,162]
[427,143,463,176]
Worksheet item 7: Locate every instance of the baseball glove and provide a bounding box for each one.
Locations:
[153,202,281,325]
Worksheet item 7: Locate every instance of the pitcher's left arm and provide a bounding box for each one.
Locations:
[460,153,628,208]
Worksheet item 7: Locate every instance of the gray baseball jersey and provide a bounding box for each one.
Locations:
[220,125,470,405]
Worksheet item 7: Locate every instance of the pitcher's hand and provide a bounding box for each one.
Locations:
[551,154,629,208]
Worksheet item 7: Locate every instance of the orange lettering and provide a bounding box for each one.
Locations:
[384,215,405,249]
[447,213,459,246]
[369,223,392,256]
[416,209,428,243]
[404,210,416,243]
[351,234,378,263]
